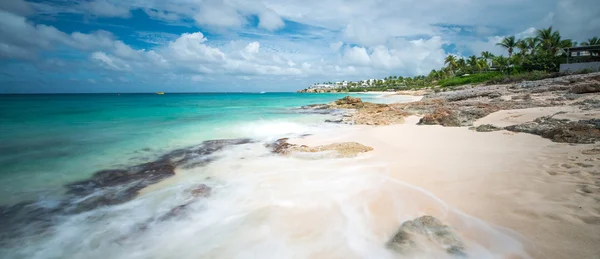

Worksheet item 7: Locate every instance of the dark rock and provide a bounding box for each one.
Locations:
[387,215,466,256]
[267,138,294,154]
[471,124,503,132]
[325,118,343,123]
[505,117,600,144]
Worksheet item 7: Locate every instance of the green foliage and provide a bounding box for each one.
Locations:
[437,72,503,87]
[521,53,561,72]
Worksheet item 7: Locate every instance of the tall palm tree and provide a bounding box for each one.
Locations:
[516,40,528,55]
[496,36,518,57]
[467,55,479,73]
[457,58,467,75]
[536,26,569,55]
[480,51,495,67]
[444,55,458,77]
[524,37,539,55]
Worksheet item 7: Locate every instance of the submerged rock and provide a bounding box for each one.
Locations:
[387,215,466,256]
[269,138,373,158]
[505,117,600,144]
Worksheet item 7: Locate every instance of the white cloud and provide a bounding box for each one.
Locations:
[258,9,284,31]
[343,46,370,65]
[0,0,33,16]
[91,52,130,71]
[193,0,246,29]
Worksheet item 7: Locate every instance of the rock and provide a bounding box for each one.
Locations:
[325,118,343,123]
[505,117,600,144]
[570,81,600,94]
[387,216,466,256]
[334,96,363,106]
[471,124,503,132]
[418,108,461,127]
[190,184,211,198]
[0,139,253,243]
[582,148,600,155]
[269,139,373,157]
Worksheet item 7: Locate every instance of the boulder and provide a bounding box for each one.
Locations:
[335,96,363,105]
[418,108,461,127]
[387,216,466,256]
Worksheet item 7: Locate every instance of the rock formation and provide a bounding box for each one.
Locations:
[269,138,373,158]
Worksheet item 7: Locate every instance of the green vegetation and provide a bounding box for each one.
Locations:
[309,26,598,92]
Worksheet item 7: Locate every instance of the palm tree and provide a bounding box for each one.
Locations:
[535,26,571,55]
[480,51,495,68]
[581,37,599,46]
[516,40,528,56]
[457,58,467,75]
[468,55,479,73]
[444,55,458,77]
[581,37,600,55]
[477,59,489,72]
[493,56,509,74]
[524,37,539,55]
[497,36,518,57]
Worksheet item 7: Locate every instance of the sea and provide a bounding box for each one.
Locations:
[0,93,529,258]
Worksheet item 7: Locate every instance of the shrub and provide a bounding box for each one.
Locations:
[437,72,503,87]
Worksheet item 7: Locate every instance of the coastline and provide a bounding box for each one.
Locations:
[287,115,600,259]
[281,72,600,258]
[2,75,599,258]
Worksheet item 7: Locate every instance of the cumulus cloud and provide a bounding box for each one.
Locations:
[343,46,370,65]
[193,0,246,28]
[258,9,284,31]
[0,0,33,16]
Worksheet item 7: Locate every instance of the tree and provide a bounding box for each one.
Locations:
[457,58,467,75]
[444,55,458,77]
[535,26,572,55]
[480,51,495,67]
[581,37,600,55]
[478,59,489,72]
[516,40,528,56]
[524,37,540,55]
[468,55,479,73]
[493,56,509,74]
[497,36,518,57]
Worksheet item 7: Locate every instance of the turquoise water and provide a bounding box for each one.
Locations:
[0,93,371,205]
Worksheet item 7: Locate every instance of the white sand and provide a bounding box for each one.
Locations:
[290,115,600,259]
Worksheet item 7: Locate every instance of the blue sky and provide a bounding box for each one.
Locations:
[1,0,598,93]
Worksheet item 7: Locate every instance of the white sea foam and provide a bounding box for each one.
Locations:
[6,143,530,259]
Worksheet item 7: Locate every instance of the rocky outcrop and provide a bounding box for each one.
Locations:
[269,138,373,157]
[470,124,503,132]
[570,79,600,94]
[418,108,461,127]
[505,117,600,144]
[335,96,363,106]
[387,216,466,256]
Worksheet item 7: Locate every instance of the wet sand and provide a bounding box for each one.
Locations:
[289,115,600,259]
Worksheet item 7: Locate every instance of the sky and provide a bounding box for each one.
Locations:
[0,0,599,93]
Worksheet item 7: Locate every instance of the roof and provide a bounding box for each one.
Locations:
[563,45,600,52]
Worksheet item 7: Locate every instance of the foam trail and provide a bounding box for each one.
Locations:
[2,142,531,259]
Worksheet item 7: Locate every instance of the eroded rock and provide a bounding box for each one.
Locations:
[505,117,600,144]
[269,138,373,157]
[470,124,503,132]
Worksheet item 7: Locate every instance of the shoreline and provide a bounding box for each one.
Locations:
[283,72,600,258]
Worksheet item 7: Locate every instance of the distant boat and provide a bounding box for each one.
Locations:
[260,91,266,94]
[156,92,165,95]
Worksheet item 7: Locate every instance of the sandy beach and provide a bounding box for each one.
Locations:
[287,113,600,259]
